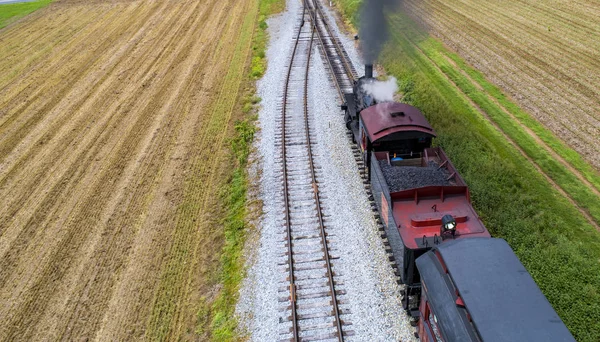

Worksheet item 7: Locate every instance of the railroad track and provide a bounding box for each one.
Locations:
[276,2,353,341]
[306,0,357,99]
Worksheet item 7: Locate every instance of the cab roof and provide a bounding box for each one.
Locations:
[360,102,435,143]
[416,238,575,342]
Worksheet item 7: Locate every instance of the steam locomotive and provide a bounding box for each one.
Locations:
[341,65,574,341]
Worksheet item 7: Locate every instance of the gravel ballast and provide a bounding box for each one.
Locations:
[236,1,417,341]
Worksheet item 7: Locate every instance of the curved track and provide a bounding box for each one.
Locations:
[305,0,357,99]
[278,2,352,340]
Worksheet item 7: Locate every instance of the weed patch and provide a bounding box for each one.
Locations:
[251,0,285,80]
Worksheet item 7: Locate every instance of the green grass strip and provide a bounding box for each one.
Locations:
[331,1,600,340]
[202,118,256,341]
[0,0,52,29]
[383,12,600,342]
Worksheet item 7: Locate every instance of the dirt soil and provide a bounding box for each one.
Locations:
[0,0,256,340]
[402,0,600,170]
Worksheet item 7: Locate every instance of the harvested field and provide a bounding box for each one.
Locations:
[0,0,257,340]
[403,0,600,170]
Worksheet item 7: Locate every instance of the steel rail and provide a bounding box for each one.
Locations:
[302,0,342,99]
[302,19,345,342]
[282,4,306,340]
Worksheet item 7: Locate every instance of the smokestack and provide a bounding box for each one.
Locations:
[365,64,373,78]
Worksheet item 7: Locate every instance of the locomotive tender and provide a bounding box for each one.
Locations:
[342,65,574,341]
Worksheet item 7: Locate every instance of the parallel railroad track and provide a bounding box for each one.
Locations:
[277,2,354,341]
[305,0,357,99]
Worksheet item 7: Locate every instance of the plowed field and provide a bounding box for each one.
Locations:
[403,0,600,169]
[0,0,257,340]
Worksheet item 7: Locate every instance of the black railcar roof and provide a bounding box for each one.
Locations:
[416,238,575,342]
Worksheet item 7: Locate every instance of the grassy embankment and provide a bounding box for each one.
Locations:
[0,0,51,29]
[332,1,600,340]
[193,0,284,340]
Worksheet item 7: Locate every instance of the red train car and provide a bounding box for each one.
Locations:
[415,238,575,342]
[343,66,491,316]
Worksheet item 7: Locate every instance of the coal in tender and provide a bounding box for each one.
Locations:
[379,160,451,192]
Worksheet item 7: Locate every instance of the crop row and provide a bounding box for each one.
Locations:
[402,0,600,170]
[400,2,600,217]
[0,0,250,340]
[144,0,259,340]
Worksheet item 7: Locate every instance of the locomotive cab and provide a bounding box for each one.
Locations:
[358,102,436,177]
[372,132,432,166]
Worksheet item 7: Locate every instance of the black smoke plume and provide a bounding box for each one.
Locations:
[358,0,397,64]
